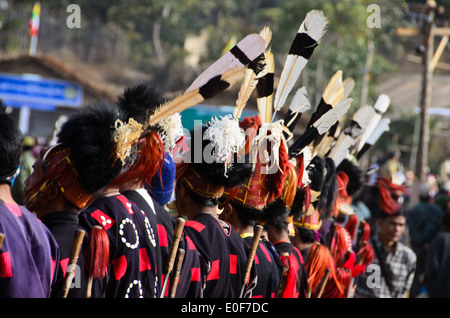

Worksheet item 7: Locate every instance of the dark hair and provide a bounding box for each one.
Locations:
[187,189,219,207]
[296,226,316,244]
[0,114,23,179]
[260,198,290,232]
[307,156,325,192]
[336,158,363,197]
[290,187,306,220]
[320,157,338,217]
[379,207,407,220]
[231,202,258,228]
[306,156,337,218]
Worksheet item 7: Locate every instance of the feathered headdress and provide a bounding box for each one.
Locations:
[117,82,184,153]
[110,33,267,175]
[222,116,269,211]
[288,70,351,157]
[272,10,328,118]
[188,30,269,177]
[113,83,168,187]
[354,94,390,156]
[233,27,272,120]
[25,101,130,211]
[327,104,376,167]
[185,33,268,93]
[313,77,355,157]
[176,124,253,201]
[355,117,390,160]
[57,101,127,194]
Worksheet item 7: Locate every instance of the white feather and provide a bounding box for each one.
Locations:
[352,105,376,131]
[272,10,328,117]
[355,94,390,152]
[329,135,356,167]
[234,67,261,119]
[273,56,308,115]
[286,87,311,127]
[342,78,355,100]
[257,98,271,123]
[374,94,390,113]
[289,87,311,113]
[322,70,344,105]
[366,117,390,145]
[298,9,329,42]
[314,98,352,135]
[185,34,266,93]
[256,50,275,123]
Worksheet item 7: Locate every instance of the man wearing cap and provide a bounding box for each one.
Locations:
[175,119,255,298]
[355,178,416,298]
[406,183,442,297]
[219,116,282,298]
[23,102,130,298]
[115,83,201,298]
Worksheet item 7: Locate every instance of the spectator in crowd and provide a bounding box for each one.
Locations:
[407,184,443,297]
[11,135,36,204]
[355,178,416,298]
[0,113,60,297]
[423,207,450,298]
[378,151,402,182]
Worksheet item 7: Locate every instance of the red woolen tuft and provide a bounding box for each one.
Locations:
[344,214,359,241]
[268,140,289,202]
[88,226,110,279]
[377,178,409,215]
[111,131,165,187]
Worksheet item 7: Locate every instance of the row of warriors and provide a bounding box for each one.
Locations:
[0,9,406,298]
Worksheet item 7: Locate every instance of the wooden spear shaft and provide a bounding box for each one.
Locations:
[62,229,86,298]
[239,224,264,298]
[160,217,185,298]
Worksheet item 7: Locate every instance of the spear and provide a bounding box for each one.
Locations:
[239,224,264,298]
[168,248,185,298]
[62,229,86,298]
[160,217,185,298]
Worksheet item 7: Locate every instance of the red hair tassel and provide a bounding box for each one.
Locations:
[111,131,165,187]
[87,225,109,297]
